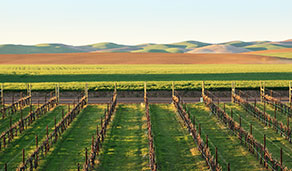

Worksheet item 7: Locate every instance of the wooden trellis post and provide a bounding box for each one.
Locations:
[202,81,205,97]
[144,82,147,102]
[172,81,175,97]
[231,82,235,103]
[85,83,88,104]
[260,81,265,103]
[1,83,4,106]
[289,81,292,105]
[114,83,117,95]
[55,83,60,103]
[27,83,32,105]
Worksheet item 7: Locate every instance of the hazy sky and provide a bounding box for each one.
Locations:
[1,0,291,45]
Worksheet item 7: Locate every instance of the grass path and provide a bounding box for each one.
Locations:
[38,105,106,171]
[222,103,292,169]
[96,104,149,171]
[0,105,66,171]
[188,103,264,171]
[150,104,208,171]
[256,103,291,128]
[0,106,33,133]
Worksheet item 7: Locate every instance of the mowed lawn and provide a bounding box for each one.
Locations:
[96,104,149,171]
[38,105,106,171]
[150,104,208,170]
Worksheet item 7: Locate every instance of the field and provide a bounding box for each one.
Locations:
[1,64,292,91]
[1,51,292,171]
[0,52,290,64]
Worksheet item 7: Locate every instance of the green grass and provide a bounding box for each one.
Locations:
[150,104,208,171]
[38,105,106,171]
[0,105,66,170]
[256,103,291,128]
[96,104,149,171]
[0,106,32,134]
[221,103,292,169]
[1,64,292,90]
[187,103,263,170]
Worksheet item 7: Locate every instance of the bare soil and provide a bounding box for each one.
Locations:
[0,52,291,64]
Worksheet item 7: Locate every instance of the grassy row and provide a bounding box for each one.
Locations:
[221,103,292,169]
[256,103,291,127]
[187,103,263,170]
[0,106,32,134]
[38,105,106,170]
[150,104,208,170]
[96,104,149,170]
[0,105,66,170]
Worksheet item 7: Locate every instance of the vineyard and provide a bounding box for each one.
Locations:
[1,64,292,91]
[0,82,292,171]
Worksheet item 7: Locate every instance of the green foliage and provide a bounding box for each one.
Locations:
[1,64,292,90]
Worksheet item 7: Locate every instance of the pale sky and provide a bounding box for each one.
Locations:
[0,0,291,45]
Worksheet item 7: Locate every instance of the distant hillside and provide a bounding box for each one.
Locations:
[0,44,89,54]
[187,44,251,53]
[0,39,291,54]
[244,48,292,58]
[220,41,269,47]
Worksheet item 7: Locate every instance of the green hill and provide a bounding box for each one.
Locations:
[171,41,210,49]
[131,44,185,53]
[83,42,127,50]
[244,43,292,51]
[0,39,291,54]
[0,44,88,54]
[220,41,270,48]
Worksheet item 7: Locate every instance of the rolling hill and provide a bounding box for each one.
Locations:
[0,39,291,54]
[0,44,90,54]
[187,44,251,53]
